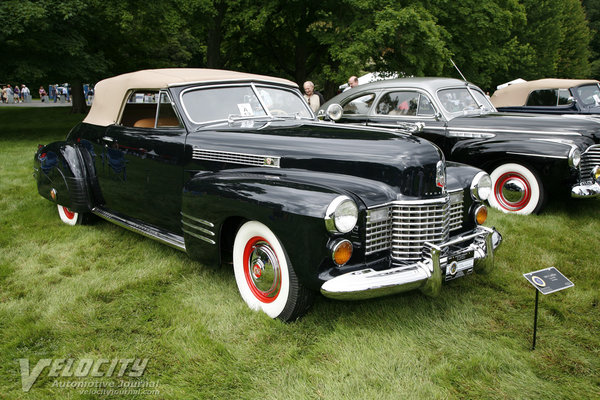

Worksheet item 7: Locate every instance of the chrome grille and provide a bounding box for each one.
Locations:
[580,145,600,182]
[365,192,464,260]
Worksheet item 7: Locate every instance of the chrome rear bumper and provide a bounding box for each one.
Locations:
[320,226,502,300]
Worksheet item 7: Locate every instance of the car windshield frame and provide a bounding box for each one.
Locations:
[435,85,496,119]
[179,82,314,126]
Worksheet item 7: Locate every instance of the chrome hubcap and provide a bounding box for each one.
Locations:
[501,178,526,203]
[247,242,280,299]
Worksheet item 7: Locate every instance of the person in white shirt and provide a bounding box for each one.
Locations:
[303,81,320,112]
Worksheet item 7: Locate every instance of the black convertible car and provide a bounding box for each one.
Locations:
[34,69,500,320]
[491,78,600,115]
[320,77,600,215]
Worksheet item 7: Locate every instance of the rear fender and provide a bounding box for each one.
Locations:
[34,141,95,212]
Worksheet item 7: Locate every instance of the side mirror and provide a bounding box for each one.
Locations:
[434,112,443,121]
[326,104,343,121]
[567,96,577,105]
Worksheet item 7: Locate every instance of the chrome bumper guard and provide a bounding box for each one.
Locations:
[571,181,600,198]
[320,226,502,301]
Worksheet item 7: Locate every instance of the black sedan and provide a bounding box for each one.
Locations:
[320,77,600,215]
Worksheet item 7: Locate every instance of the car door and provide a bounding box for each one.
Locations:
[94,90,187,234]
[365,89,449,151]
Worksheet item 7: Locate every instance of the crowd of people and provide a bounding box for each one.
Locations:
[302,75,359,112]
[1,84,32,103]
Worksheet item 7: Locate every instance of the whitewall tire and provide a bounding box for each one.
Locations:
[57,204,84,225]
[233,221,313,321]
[488,163,544,215]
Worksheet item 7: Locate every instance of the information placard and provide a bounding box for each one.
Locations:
[523,267,574,295]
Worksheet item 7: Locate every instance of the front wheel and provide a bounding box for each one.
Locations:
[488,163,545,215]
[233,221,313,321]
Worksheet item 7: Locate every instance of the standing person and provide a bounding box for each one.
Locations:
[39,86,47,102]
[13,85,20,103]
[6,85,14,103]
[303,81,320,113]
[344,76,359,92]
[1,86,6,103]
[21,84,30,102]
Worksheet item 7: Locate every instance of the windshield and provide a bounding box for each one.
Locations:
[574,84,600,108]
[437,87,495,116]
[181,84,313,125]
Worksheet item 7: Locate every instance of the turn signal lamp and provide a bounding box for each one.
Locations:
[474,205,488,225]
[592,165,600,183]
[332,239,353,266]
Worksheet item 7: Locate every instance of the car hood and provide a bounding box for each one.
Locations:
[192,121,448,198]
[448,112,600,143]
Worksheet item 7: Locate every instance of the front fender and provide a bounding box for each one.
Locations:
[181,168,399,290]
[449,137,581,178]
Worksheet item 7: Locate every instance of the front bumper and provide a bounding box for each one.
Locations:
[571,181,600,198]
[320,226,502,300]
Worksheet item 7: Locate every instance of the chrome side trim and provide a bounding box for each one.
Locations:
[181,213,216,245]
[182,228,216,245]
[192,148,280,168]
[180,212,215,227]
[92,207,186,251]
[506,152,567,159]
[446,126,582,136]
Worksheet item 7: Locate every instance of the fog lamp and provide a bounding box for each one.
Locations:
[332,239,353,266]
[474,205,488,225]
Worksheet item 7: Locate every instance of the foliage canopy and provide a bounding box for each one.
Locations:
[0,0,596,104]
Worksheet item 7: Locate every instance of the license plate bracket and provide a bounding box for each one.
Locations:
[445,250,475,281]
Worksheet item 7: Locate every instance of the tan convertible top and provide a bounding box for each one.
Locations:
[83,68,297,126]
[491,78,599,107]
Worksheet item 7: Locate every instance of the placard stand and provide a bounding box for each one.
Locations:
[523,267,574,350]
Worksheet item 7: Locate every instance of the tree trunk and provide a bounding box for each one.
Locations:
[70,80,87,114]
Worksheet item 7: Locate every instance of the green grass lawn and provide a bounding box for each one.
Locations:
[1,107,598,399]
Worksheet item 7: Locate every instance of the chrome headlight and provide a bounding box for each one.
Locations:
[470,171,492,201]
[325,196,358,233]
[568,147,581,168]
[326,104,343,121]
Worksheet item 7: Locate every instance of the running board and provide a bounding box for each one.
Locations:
[92,207,186,251]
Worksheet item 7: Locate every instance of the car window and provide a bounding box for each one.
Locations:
[526,89,558,106]
[376,91,419,116]
[437,88,479,114]
[342,93,376,115]
[181,85,311,124]
[470,89,495,112]
[120,90,159,127]
[557,89,571,105]
[574,84,600,107]
[417,94,435,116]
[254,85,312,118]
[156,92,183,128]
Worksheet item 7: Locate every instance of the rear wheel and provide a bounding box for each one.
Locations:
[488,163,545,215]
[233,221,313,321]
[57,205,91,225]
